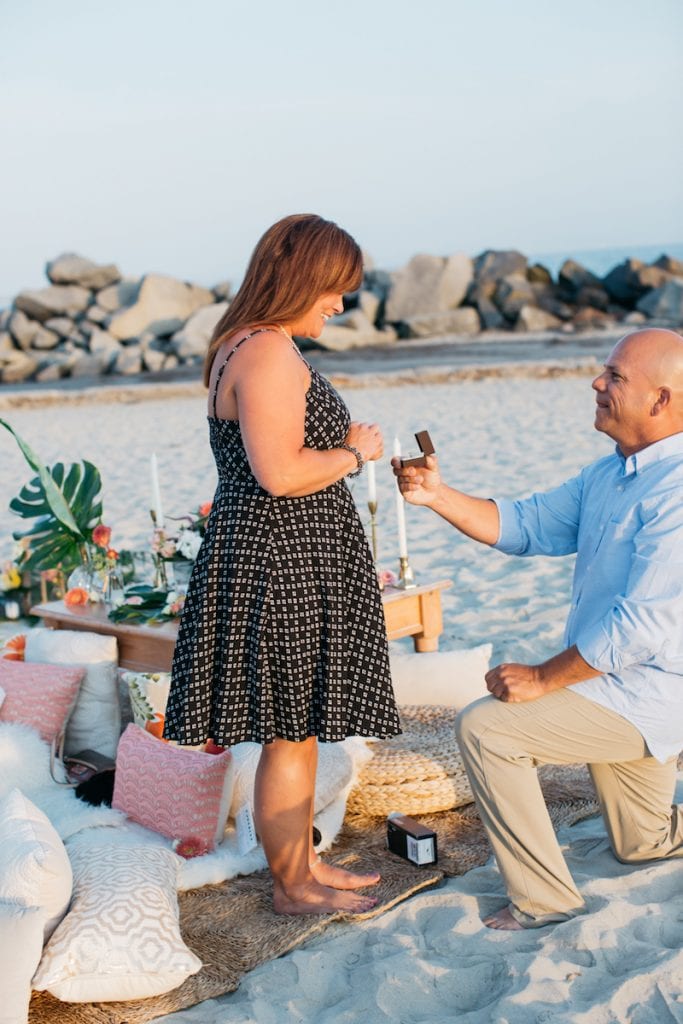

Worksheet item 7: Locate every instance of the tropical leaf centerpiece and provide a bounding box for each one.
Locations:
[0,419,114,591]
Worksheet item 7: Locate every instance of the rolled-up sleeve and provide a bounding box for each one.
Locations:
[494,472,583,557]
[576,493,683,674]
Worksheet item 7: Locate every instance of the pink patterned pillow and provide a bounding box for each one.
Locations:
[0,660,84,744]
[112,724,234,850]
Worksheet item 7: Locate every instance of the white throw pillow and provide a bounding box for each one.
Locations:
[229,740,354,819]
[389,644,492,710]
[25,628,121,757]
[0,789,72,942]
[0,902,45,1024]
[33,844,202,1002]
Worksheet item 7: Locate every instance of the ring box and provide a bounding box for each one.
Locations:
[400,430,435,469]
[386,812,438,866]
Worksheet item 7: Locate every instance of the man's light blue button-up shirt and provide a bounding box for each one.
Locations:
[494,431,683,763]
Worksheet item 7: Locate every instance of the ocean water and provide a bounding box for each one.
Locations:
[529,241,683,280]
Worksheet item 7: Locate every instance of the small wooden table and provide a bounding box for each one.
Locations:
[30,579,452,673]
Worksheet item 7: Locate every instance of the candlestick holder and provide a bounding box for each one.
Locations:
[397,554,417,589]
[367,499,382,590]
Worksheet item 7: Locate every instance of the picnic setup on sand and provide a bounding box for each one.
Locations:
[0,419,602,1024]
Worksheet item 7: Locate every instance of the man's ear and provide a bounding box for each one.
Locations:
[651,387,671,415]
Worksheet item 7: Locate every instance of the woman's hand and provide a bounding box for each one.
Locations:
[345,422,384,463]
[391,454,442,506]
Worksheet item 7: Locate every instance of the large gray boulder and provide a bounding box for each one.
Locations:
[601,260,669,308]
[515,305,563,332]
[169,301,228,360]
[558,259,603,298]
[474,250,527,283]
[636,279,683,322]
[405,308,480,338]
[467,290,505,330]
[0,350,38,382]
[493,274,537,322]
[653,254,683,277]
[385,253,473,322]
[30,325,60,350]
[96,279,140,313]
[70,352,114,378]
[88,328,121,357]
[108,274,215,341]
[317,316,396,351]
[112,347,144,375]
[43,316,78,339]
[358,289,381,325]
[14,285,91,322]
[8,310,39,349]
[46,254,121,291]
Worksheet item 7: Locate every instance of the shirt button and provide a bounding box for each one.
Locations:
[617,484,624,492]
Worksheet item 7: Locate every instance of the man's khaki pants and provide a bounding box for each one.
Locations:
[455,688,683,927]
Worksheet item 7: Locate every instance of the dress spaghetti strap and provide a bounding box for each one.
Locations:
[210,327,272,418]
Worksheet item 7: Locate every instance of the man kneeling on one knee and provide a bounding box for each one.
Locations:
[392,328,683,930]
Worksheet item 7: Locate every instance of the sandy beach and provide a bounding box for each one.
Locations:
[1,361,681,1023]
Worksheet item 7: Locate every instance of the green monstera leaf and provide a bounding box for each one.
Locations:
[1,420,103,574]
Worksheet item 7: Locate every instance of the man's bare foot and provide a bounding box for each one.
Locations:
[273,879,379,916]
[310,857,381,891]
[483,906,525,930]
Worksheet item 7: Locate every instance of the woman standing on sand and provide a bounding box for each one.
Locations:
[164,214,400,915]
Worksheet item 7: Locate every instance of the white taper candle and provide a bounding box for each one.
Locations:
[150,452,165,529]
[367,459,377,504]
[393,437,408,559]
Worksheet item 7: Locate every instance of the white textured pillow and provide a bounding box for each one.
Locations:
[33,844,202,1002]
[25,629,121,757]
[0,788,72,942]
[0,902,45,1024]
[389,644,492,710]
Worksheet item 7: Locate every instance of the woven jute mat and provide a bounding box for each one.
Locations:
[28,762,599,1024]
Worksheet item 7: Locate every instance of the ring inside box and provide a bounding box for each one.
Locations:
[399,430,435,469]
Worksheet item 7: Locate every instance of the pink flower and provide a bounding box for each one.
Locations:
[378,569,397,587]
[125,595,144,606]
[92,524,112,549]
[198,502,212,518]
[173,836,210,859]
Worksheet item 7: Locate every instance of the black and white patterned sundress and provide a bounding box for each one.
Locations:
[164,330,401,746]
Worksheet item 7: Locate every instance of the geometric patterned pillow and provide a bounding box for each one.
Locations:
[0,660,84,744]
[32,844,202,1002]
[113,723,233,850]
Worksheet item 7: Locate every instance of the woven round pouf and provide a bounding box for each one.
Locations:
[346,705,473,817]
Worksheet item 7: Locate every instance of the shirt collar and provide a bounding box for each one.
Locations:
[616,431,683,476]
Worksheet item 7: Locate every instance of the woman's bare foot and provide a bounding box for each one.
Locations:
[483,906,525,930]
[273,878,378,916]
[310,857,381,891]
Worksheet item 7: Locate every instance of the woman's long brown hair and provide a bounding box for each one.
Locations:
[203,214,363,385]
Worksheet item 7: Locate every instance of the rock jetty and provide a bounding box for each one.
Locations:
[1,249,682,384]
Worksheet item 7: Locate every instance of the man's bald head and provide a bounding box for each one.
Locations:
[611,328,683,392]
[592,328,683,454]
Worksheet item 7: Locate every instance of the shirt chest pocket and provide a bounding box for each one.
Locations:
[598,511,640,550]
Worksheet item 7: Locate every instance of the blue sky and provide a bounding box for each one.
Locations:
[1,0,681,300]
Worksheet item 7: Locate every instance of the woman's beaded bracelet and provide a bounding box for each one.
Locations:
[340,443,364,477]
